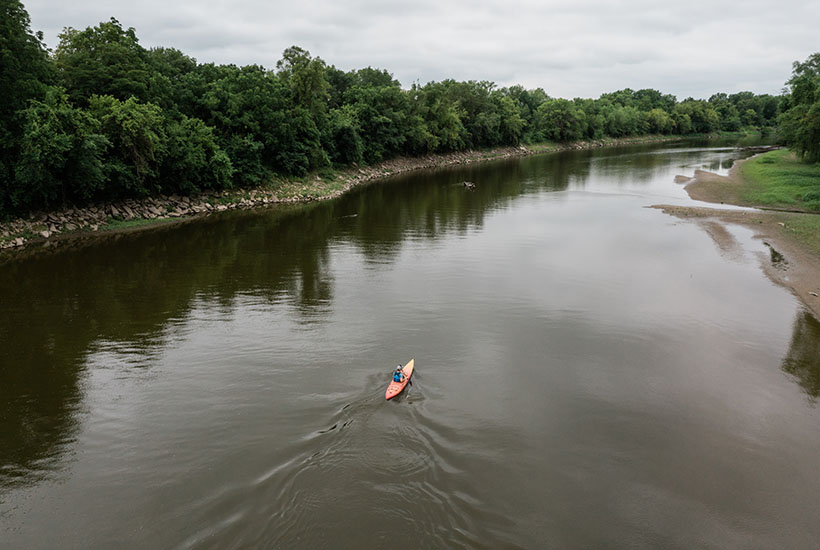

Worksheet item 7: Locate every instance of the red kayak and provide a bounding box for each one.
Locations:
[385,359,415,400]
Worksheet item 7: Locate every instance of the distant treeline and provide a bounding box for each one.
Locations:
[0,0,811,218]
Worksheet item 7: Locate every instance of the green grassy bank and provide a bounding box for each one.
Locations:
[739,149,820,256]
[740,149,820,211]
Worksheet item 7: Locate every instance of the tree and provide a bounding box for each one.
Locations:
[13,87,108,209]
[675,100,719,133]
[646,108,673,134]
[535,99,586,141]
[345,83,409,162]
[145,47,198,112]
[604,105,644,137]
[55,18,151,106]
[0,0,54,214]
[88,95,167,197]
[325,106,363,165]
[194,64,325,178]
[276,46,329,120]
[160,115,233,194]
[495,94,525,145]
[779,52,820,162]
[410,82,467,152]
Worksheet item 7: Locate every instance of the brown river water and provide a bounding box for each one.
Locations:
[2,141,820,549]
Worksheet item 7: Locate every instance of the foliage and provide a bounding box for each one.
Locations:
[779,53,820,162]
[0,0,793,218]
[535,99,586,141]
[161,115,233,194]
[88,94,167,197]
[0,0,54,214]
[14,87,108,208]
[55,18,151,106]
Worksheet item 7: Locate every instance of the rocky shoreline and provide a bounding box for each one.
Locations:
[1,136,677,254]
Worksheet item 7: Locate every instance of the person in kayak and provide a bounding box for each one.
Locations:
[392,365,405,383]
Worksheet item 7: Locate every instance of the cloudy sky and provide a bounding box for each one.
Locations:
[24,0,819,99]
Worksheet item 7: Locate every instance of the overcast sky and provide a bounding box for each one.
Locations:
[24,0,819,99]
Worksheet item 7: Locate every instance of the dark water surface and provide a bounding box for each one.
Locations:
[3,141,820,549]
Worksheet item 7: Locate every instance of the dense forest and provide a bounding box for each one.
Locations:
[0,0,814,219]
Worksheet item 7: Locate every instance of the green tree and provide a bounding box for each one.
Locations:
[145,47,198,112]
[495,93,525,145]
[276,46,329,120]
[779,53,820,162]
[195,64,324,178]
[325,106,363,164]
[411,81,468,152]
[604,105,644,137]
[88,94,167,197]
[675,100,719,133]
[646,108,673,134]
[0,0,54,214]
[55,18,151,106]
[535,99,586,141]
[13,87,108,209]
[161,115,233,194]
[506,85,549,142]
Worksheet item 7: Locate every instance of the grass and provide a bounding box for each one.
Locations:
[100,217,176,231]
[774,212,820,257]
[740,149,820,211]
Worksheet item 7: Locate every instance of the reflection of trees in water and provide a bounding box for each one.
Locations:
[782,311,820,402]
[0,203,337,490]
[336,152,583,264]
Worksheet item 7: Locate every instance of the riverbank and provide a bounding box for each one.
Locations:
[655,151,820,320]
[0,135,679,255]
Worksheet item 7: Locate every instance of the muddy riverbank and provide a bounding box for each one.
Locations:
[655,155,820,320]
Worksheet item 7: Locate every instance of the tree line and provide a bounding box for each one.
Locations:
[0,0,800,218]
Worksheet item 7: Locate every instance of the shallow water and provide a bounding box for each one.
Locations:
[2,140,819,549]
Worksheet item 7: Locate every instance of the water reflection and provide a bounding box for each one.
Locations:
[782,311,820,402]
[1,204,343,489]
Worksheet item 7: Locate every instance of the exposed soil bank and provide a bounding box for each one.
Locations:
[655,154,820,320]
[1,135,678,255]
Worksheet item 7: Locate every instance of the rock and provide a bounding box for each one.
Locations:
[64,223,77,231]
[40,230,51,238]
[110,205,121,217]
[463,181,476,189]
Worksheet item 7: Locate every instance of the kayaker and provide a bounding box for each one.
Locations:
[392,365,405,383]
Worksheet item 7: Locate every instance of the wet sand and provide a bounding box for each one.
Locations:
[654,158,820,320]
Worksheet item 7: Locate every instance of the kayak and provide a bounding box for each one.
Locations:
[385,359,414,400]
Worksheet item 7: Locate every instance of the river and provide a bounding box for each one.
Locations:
[2,141,820,549]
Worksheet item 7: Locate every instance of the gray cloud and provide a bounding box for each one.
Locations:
[24,0,818,98]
